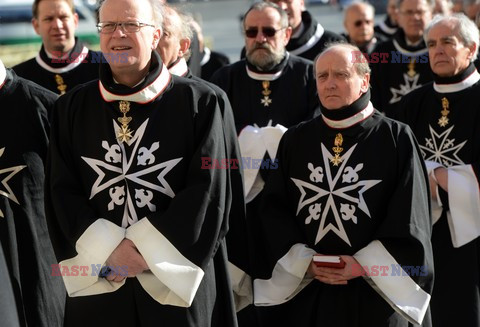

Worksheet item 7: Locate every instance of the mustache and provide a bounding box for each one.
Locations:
[251,43,273,51]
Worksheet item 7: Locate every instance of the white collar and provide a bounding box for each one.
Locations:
[35,46,89,74]
[392,39,427,56]
[322,101,374,129]
[433,69,480,93]
[168,57,189,77]
[289,23,324,56]
[378,20,397,35]
[99,64,171,103]
[0,58,6,89]
[405,37,422,47]
[291,21,305,39]
[200,47,211,66]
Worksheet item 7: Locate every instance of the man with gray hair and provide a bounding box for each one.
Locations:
[45,0,242,325]
[254,42,433,327]
[396,13,480,327]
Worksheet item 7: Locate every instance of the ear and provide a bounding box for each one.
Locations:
[152,28,162,49]
[360,73,370,93]
[284,26,292,45]
[73,12,79,29]
[32,18,40,35]
[178,38,191,58]
[467,42,477,61]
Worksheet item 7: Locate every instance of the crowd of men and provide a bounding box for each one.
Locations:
[1,0,480,326]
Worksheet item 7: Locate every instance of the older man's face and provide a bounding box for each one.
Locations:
[244,7,290,70]
[427,21,475,77]
[397,0,432,42]
[270,0,304,30]
[344,5,375,46]
[99,0,160,74]
[315,47,369,110]
[156,8,182,67]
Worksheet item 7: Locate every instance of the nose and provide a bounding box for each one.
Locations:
[112,24,127,38]
[255,30,267,42]
[52,18,63,29]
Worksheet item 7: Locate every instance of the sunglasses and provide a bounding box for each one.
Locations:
[354,19,372,27]
[245,26,286,38]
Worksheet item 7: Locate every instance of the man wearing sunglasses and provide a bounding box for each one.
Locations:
[211,2,319,326]
[45,0,242,326]
[342,2,387,54]
[13,0,99,96]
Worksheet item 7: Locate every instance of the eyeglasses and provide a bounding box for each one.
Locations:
[399,9,428,17]
[244,26,286,38]
[96,21,155,34]
[354,19,372,27]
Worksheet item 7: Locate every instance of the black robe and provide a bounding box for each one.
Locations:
[0,245,20,327]
[374,16,398,41]
[255,92,433,327]
[397,64,480,327]
[13,39,100,96]
[45,51,238,327]
[0,63,65,326]
[370,29,434,116]
[200,47,230,82]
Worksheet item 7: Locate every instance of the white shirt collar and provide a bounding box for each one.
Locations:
[168,57,189,77]
[322,101,374,129]
[433,69,480,93]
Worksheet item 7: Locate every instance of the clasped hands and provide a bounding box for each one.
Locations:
[104,239,149,282]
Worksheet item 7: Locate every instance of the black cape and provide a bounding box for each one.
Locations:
[13,39,100,95]
[370,29,434,116]
[374,15,398,41]
[0,66,65,326]
[201,47,230,82]
[255,92,433,327]
[45,52,239,327]
[397,64,480,327]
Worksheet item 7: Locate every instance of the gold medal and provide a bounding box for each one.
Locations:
[407,59,416,78]
[117,100,133,143]
[438,97,450,127]
[55,74,67,95]
[261,80,272,107]
[330,133,344,166]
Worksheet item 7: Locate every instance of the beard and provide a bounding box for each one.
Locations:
[246,42,286,71]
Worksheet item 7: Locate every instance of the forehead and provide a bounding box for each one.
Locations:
[37,0,72,15]
[163,9,181,32]
[428,21,458,39]
[100,0,152,21]
[245,8,282,27]
[399,0,429,10]
[346,6,374,20]
[316,48,355,72]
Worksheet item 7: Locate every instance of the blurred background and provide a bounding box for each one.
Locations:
[0,0,387,67]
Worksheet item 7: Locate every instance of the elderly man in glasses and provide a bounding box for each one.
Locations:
[45,0,243,326]
[369,0,435,116]
[342,2,386,54]
[397,13,480,327]
[211,2,319,326]
[13,0,99,96]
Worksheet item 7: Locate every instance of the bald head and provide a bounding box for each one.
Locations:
[344,2,375,46]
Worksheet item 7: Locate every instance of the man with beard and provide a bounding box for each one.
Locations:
[13,0,99,96]
[211,2,319,326]
[342,2,387,54]
[370,0,434,116]
[254,43,433,327]
[396,14,480,327]
[45,0,242,325]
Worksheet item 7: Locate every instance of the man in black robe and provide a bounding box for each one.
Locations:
[0,58,65,326]
[255,43,433,327]
[370,0,434,116]
[156,4,252,312]
[13,0,99,95]
[45,0,241,326]
[374,0,399,40]
[396,13,480,327]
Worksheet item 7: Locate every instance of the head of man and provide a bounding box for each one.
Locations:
[269,0,305,32]
[156,6,192,67]
[97,0,162,85]
[32,0,78,54]
[314,43,370,110]
[344,2,375,47]
[397,0,433,43]
[387,0,399,25]
[425,13,478,77]
[244,2,292,71]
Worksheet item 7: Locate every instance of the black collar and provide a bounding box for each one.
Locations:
[392,29,427,56]
[99,51,172,103]
[320,91,374,129]
[37,37,88,72]
[433,64,480,93]
[246,52,289,81]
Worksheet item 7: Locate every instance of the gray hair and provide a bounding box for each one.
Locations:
[424,13,479,61]
[313,42,371,77]
[243,2,289,30]
[98,0,164,29]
